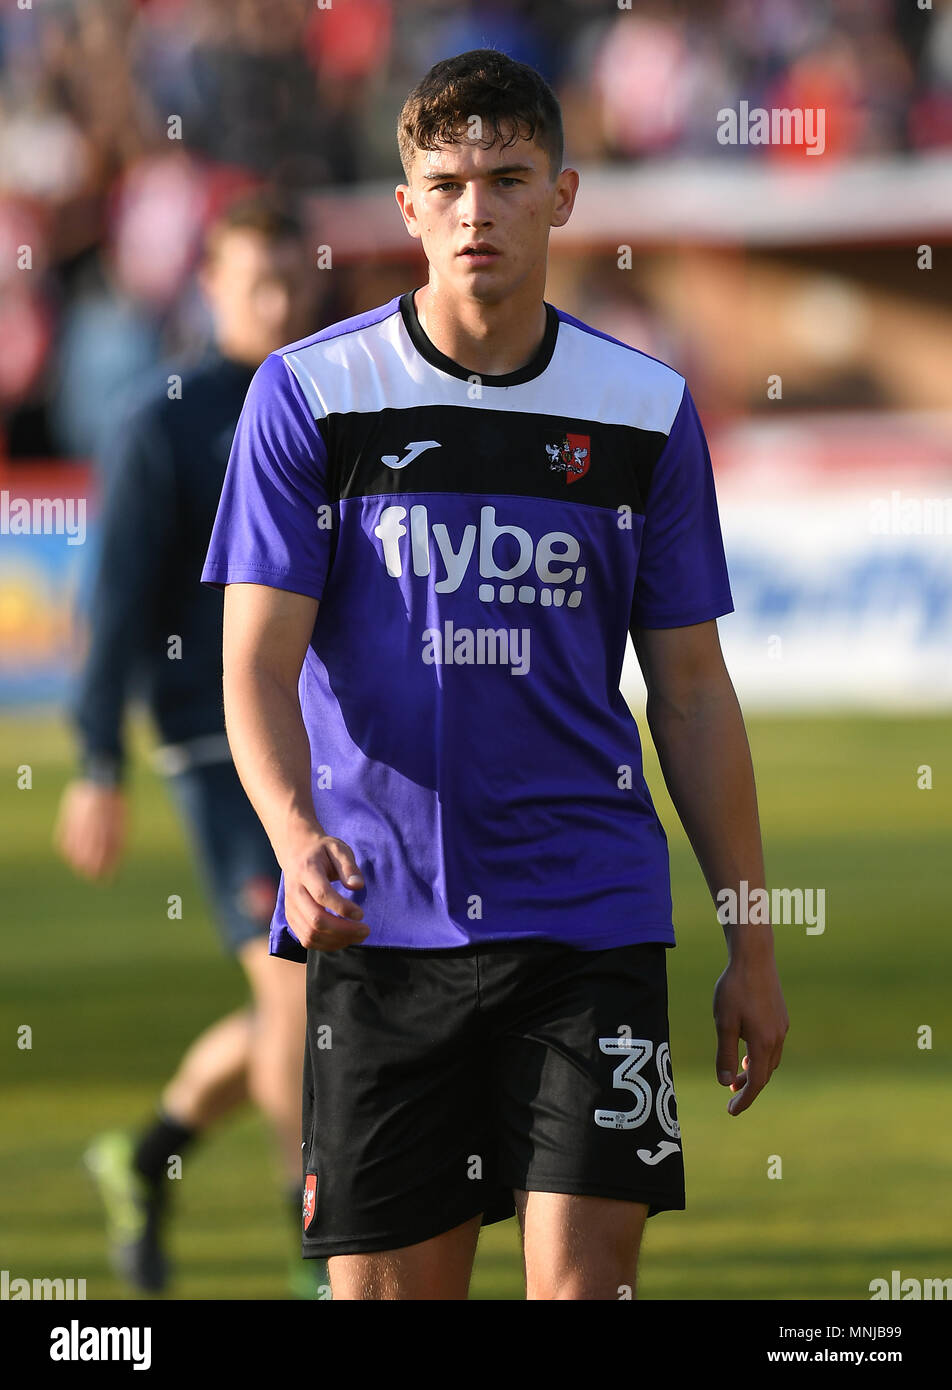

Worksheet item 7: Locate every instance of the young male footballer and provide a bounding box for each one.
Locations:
[202,49,789,1300]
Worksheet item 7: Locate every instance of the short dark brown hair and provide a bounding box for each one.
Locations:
[204,189,305,262]
[398,49,563,183]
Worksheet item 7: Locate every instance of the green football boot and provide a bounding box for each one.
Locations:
[83,1131,169,1294]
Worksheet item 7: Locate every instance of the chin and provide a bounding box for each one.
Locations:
[450,266,512,302]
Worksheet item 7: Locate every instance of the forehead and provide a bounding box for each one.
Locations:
[214,227,305,269]
[413,129,546,177]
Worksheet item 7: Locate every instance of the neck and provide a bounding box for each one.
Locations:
[414,280,548,378]
[214,337,272,368]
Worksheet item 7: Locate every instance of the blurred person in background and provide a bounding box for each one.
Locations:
[53,190,326,1299]
[164,0,362,187]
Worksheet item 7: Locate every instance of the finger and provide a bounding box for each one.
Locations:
[729,1053,750,1086]
[86,829,112,879]
[715,1029,739,1086]
[294,917,370,951]
[101,826,124,875]
[289,882,369,945]
[301,869,364,921]
[323,840,365,891]
[752,1041,784,1081]
[90,826,109,870]
[98,848,121,880]
[71,833,99,878]
[728,1053,769,1115]
[289,906,370,949]
[54,808,79,865]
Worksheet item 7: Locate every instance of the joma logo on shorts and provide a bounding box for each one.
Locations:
[374,504,587,607]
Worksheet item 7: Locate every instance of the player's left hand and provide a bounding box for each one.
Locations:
[712,953,789,1116]
[54,779,127,880]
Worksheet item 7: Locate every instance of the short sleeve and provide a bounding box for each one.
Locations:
[201,352,332,600]
[72,397,176,771]
[630,382,734,629]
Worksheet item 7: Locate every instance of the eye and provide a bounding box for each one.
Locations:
[429,178,523,192]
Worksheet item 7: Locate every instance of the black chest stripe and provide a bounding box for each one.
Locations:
[319,405,664,515]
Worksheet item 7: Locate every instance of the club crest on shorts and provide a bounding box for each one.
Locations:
[303,1173,318,1230]
[544,433,590,484]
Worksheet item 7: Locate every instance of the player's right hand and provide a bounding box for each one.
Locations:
[282,834,369,951]
[54,779,127,879]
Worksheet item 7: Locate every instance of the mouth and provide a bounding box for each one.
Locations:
[458,243,501,263]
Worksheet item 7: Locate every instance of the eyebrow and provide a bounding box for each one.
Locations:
[421,164,535,181]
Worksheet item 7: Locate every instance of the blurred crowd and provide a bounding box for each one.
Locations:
[0,0,949,460]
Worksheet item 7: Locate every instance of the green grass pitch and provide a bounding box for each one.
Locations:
[1,711,949,1299]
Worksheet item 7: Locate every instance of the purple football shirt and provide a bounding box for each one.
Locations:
[202,290,734,960]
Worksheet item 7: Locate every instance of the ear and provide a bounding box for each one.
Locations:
[394,183,423,241]
[550,167,579,230]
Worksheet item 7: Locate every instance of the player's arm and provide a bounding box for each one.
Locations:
[203,352,362,950]
[55,406,171,878]
[630,618,789,1116]
[221,580,368,952]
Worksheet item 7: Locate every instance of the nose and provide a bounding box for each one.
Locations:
[254,280,291,328]
[459,181,494,231]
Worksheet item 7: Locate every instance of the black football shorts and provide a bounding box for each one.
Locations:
[301,937,685,1258]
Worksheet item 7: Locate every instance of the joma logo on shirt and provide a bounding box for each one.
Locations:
[373,504,587,607]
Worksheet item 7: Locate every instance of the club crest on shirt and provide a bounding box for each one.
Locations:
[545,433,590,484]
[303,1173,317,1230]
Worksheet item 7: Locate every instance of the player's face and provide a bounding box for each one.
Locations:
[201,229,320,362]
[396,132,577,306]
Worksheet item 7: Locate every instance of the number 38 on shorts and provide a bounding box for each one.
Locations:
[594,1036,681,1140]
